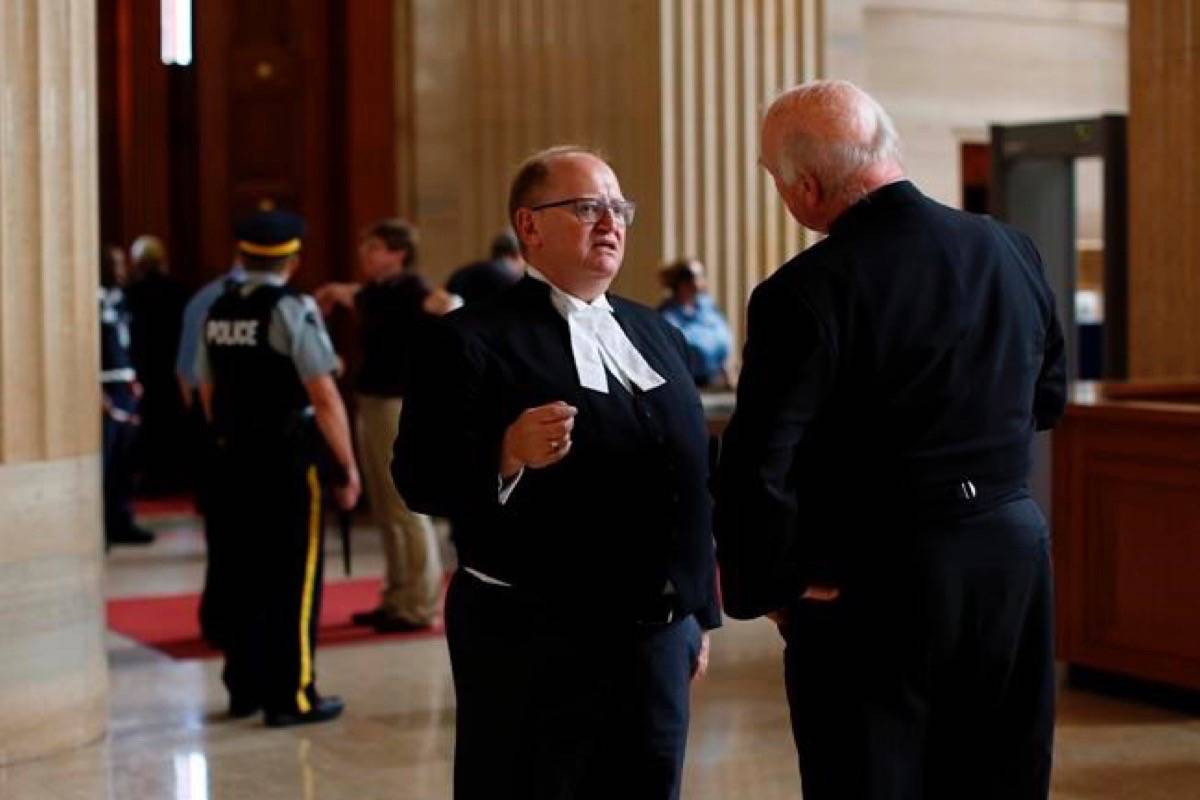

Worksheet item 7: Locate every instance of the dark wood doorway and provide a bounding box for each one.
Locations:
[98,0,402,292]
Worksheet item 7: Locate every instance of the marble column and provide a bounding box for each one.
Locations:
[408,0,822,351]
[0,0,108,764]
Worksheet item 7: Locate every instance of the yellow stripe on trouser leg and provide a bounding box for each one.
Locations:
[296,465,321,713]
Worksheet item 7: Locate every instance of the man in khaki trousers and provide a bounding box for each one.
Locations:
[316,219,458,631]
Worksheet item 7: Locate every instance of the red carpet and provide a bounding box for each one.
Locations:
[132,495,197,516]
[107,578,444,660]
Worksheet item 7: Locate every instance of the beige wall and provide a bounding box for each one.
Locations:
[406,0,821,320]
[820,0,1128,236]
[402,0,1126,334]
[0,0,108,764]
[411,0,664,301]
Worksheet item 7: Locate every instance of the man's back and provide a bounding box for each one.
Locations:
[205,282,310,448]
[722,80,1064,800]
[178,268,245,389]
[354,272,431,397]
[715,180,1066,615]
[767,180,1064,508]
[716,179,1066,800]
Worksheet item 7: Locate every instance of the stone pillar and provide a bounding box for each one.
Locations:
[0,0,108,764]
[407,0,822,340]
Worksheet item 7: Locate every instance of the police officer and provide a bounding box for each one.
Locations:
[197,210,361,727]
[100,243,155,546]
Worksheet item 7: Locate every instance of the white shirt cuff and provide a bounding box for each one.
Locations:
[497,467,524,504]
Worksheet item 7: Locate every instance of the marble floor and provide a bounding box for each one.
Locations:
[2,507,1198,799]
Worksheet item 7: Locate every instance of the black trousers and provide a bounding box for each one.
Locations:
[445,570,703,800]
[214,448,326,714]
[194,403,231,648]
[101,383,138,541]
[783,494,1055,800]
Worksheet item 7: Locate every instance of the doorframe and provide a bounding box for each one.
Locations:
[990,116,1128,380]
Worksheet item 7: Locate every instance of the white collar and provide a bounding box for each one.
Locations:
[524,266,664,394]
[525,266,614,317]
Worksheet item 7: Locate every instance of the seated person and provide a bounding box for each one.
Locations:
[657,259,733,388]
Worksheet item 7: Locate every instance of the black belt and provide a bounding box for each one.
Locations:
[900,476,1026,518]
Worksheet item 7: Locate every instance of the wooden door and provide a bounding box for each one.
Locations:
[195,0,334,289]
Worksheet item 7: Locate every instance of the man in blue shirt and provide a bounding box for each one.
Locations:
[657,259,733,388]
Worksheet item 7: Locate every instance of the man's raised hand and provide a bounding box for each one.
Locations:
[501,401,578,476]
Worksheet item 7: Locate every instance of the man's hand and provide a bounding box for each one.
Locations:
[692,632,711,681]
[500,402,578,476]
[334,464,361,510]
[313,285,338,315]
[765,585,840,628]
[422,287,462,316]
[177,375,193,409]
[314,282,359,315]
[802,585,840,602]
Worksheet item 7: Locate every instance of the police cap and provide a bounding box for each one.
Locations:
[235,209,306,258]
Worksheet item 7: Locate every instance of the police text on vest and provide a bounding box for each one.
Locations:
[206,319,260,346]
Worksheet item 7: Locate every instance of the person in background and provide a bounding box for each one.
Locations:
[125,234,189,494]
[314,219,458,633]
[446,231,524,305]
[657,258,733,388]
[99,244,154,546]
[713,80,1066,800]
[198,209,360,726]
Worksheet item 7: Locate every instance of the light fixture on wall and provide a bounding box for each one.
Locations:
[161,0,193,66]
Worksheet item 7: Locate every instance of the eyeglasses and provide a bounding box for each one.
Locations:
[528,196,637,227]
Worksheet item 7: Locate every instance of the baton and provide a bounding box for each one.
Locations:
[339,507,353,576]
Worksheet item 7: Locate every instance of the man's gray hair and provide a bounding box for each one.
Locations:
[766,80,902,203]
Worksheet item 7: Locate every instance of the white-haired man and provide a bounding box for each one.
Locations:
[714,80,1066,799]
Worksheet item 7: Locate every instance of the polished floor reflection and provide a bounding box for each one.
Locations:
[2,509,1198,799]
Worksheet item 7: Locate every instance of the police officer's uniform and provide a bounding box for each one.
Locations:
[197,211,344,725]
[100,285,153,545]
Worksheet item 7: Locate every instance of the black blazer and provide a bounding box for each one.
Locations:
[393,277,721,629]
[713,180,1067,619]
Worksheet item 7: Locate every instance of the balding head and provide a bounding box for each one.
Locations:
[509,146,629,301]
[760,80,904,231]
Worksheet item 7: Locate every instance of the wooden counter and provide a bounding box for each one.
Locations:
[1053,382,1200,691]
